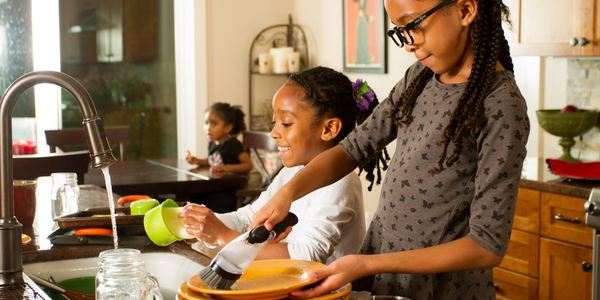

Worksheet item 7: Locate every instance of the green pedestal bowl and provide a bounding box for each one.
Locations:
[536,109,600,162]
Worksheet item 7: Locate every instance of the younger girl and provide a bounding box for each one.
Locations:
[181,66,389,264]
[186,102,253,212]
[186,102,253,174]
[251,0,530,299]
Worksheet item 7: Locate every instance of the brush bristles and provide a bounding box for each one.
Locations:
[199,261,241,290]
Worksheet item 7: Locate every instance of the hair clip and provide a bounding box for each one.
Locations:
[353,79,374,111]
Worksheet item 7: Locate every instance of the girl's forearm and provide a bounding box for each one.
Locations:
[360,237,503,275]
[285,145,358,202]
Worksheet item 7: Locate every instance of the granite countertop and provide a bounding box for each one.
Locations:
[21,176,212,266]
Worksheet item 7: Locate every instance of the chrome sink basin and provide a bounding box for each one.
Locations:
[24,251,204,299]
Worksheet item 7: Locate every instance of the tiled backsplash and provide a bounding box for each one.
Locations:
[566,59,600,161]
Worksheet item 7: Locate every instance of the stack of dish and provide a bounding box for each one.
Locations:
[177,259,351,300]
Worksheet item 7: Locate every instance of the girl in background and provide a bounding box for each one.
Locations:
[186,102,253,212]
[181,66,389,264]
[251,0,530,298]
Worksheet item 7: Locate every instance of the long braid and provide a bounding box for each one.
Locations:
[388,0,514,174]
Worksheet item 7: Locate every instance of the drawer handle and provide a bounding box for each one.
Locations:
[554,213,581,224]
[583,262,593,272]
[494,284,499,290]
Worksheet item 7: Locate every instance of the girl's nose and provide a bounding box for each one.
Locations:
[270,126,279,139]
[405,43,417,53]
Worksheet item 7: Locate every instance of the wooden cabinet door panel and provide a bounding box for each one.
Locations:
[506,0,582,56]
[514,188,540,234]
[493,267,538,300]
[541,192,593,247]
[498,229,539,278]
[539,238,592,300]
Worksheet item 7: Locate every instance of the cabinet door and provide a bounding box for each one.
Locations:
[584,0,600,55]
[539,238,592,300]
[493,267,538,300]
[498,229,539,278]
[541,192,593,247]
[506,0,585,56]
[514,188,540,234]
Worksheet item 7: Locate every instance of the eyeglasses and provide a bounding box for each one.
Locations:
[387,0,457,48]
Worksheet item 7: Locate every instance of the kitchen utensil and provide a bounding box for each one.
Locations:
[48,226,151,246]
[131,198,159,215]
[144,199,195,246]
[358,297,411,300]
[536,109,600,162]
[26,272,95,300]
[189,259,324,299]
[43,276,96,300]
[117,195,151,206]
[198,212,299,290]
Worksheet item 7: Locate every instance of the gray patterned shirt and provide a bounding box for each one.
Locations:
[340,62,530,299]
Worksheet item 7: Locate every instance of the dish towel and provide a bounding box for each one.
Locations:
[546,158,600,179]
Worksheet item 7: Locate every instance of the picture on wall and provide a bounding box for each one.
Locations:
[343,0,387,74]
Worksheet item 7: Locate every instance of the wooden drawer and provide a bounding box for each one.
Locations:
[493,267,538,300]
[498,229,539,277]
[539,238,592,300]
[515,188,540,234]
[541,192,593,247]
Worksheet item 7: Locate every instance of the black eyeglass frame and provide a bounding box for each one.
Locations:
[387,0,458,48]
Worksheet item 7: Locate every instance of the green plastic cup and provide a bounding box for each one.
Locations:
[144,199,194,246]
[130,199,159,215]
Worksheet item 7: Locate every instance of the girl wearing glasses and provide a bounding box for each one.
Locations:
[251,0,529,299]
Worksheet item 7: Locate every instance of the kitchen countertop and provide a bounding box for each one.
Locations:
[20,156,600,266]
[21,176,212,266]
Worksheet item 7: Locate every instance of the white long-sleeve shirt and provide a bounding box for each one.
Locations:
[192,166,366,265]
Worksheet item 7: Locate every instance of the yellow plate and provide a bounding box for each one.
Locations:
[179,281,351,300]
[188,259,325,300]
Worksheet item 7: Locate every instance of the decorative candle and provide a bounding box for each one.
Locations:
[258,53,271,74]
[287,52,300,73]
[270,47,294,74]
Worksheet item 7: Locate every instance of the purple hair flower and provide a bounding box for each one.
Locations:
[353,79,374,111]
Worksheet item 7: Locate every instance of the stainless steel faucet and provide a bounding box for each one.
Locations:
[0,71,117,285]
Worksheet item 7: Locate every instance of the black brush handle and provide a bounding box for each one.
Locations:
[247,212,298,244]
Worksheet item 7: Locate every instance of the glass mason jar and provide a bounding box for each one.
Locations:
[51,172,80,219]
[96,249,163,300]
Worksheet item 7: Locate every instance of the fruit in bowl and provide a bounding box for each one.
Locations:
[560,105,580,113]
[536,109,599,162]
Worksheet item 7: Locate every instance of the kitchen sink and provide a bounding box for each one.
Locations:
[24,251,204,299]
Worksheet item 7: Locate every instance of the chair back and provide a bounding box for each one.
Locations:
[45,125,130,161]
[242,130,282,188]
[13,150,90,184]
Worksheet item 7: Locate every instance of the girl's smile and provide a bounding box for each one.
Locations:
[270,82,333,167]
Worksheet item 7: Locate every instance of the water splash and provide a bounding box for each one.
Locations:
[101,166,119,249]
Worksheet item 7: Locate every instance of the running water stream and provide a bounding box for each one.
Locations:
[101,166,119,249]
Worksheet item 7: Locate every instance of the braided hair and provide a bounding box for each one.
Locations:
[208,102,247,137]
[288,66,390,191]
[388,0,513,174]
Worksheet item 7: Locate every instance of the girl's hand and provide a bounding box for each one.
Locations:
[181,204,239,247]
[210,164,227,172]
[186,151,199,165]
[289,255,367,299]
[250,188,293,231]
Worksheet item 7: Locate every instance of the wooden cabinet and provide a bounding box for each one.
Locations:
[59,0,157,64]
[506,0,600,56]
[494,188,593,299]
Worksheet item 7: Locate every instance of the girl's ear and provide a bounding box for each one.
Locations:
[457,0,477,27]
[224,123,233,134]
[321,118,342,142]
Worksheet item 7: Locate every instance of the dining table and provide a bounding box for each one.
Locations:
[84,158,248,197]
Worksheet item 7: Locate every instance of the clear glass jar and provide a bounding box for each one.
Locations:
[96,249,163,300]
[51,172,80,219]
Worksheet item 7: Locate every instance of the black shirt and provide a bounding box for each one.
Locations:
[208,137,245,167]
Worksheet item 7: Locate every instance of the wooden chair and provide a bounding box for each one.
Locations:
[45,125,130,161]
[13,150,90,184]
[235,131,284,208]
